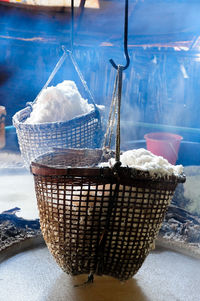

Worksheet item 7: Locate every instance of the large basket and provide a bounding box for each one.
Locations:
[13,106,102,168]
[31,149,185,281]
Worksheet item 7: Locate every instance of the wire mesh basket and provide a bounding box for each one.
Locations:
[31,149,186,281]
[12,49,103,168]
[13,106,102,168]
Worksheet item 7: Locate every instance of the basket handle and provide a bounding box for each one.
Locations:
[66,48,97,109]
[28,46,68,107]
[27,46,97,111]
[28,0,97,110]
[67,0,97,109]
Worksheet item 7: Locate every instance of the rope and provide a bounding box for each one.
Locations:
[108,97,117,148]
[95,183,120,275]
[103,65,123,165]
[115,65,123,164]
[103,71,118,149]
[107,0,129,162]
[74,273,94,288]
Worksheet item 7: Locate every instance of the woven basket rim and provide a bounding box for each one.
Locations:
[30,149,186,184]
[12,105,98,129]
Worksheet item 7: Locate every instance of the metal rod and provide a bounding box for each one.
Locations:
[109,0,130,70]
[71,0,74,51]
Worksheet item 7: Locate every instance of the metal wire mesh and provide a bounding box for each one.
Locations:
[31,149,185,281]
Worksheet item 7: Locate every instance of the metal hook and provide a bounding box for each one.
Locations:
[109,0,130,70]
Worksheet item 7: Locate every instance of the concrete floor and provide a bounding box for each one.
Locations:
[0,245,200,301]
[0,172,38,220]
[0,151,38,220]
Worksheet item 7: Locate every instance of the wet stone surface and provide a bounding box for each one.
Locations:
[0,208,40,252]
[0,151,40,252]
[160,204,200,244]
[160,166,200,249]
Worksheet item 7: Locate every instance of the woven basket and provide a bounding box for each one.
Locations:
[13,106,102,168]
[31,149,185,281]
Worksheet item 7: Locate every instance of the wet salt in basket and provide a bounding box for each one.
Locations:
[31,148,185,281]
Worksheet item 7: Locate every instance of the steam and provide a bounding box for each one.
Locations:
[180,64,189,79]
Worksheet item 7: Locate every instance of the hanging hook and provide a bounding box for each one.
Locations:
[109,0,130,70]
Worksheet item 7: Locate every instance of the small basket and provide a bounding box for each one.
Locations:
[13,106,102,168]
[12,49,103,168]
[31,149,185,281]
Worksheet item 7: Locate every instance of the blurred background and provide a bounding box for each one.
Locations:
[1,0,200,160]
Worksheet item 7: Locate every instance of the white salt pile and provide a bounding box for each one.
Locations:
[99,148,183,177]
[25,80,94,124]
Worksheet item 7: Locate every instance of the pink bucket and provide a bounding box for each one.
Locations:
[144,132,183,165]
